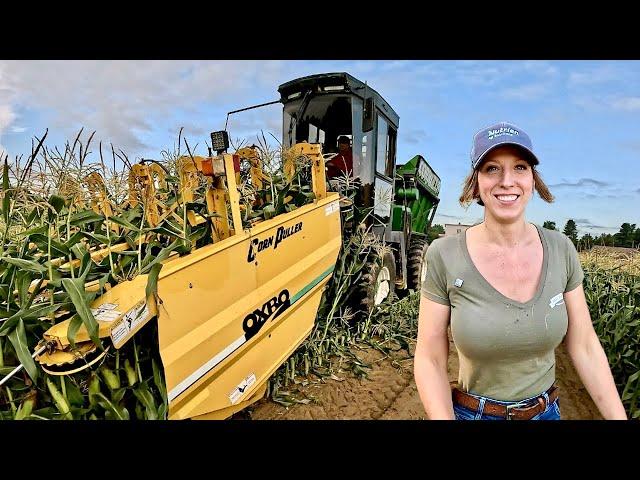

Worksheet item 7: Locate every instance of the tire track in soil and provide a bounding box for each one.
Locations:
[248,347,417,420]
[248,333,602,420]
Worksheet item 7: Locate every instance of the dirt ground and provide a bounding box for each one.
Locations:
[247,333,602,420]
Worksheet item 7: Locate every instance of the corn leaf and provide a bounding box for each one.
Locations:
[61,277,101,349]
[140,238,181,274]
[108,215,141,232]
[150,225,186,240]
[263,204,276,220]
[1,160,10,224]
[2,257,47,274]
[63,232,85,249]
[66,314,83,348]
[48,195,65,214]
[79,231,111,245]
[18,225,48,238]
[69,210,104,226]
[111,388,126,404]
[15,270,31,308]
[7,318,38,382]
[133,382,158,420]
[95,393,129,420]
[0,304,60,336]
[145,263,162,302]
[63,376,85,407]
[152,357,168,407]
[27,233,70,257]
[24,207,40,227]
[0,315,22,336]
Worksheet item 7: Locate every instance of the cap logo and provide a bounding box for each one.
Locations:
[487,127,519,140]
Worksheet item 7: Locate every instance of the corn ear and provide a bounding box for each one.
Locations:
[101,367,120,390]
[14,398,35,420]
[46,377,72,420]
[124,358,137,387]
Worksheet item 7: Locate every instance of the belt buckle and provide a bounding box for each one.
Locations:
[505,401,530,420]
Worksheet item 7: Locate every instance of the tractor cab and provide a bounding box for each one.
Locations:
[277,72,440,310]
[278,72,399,234]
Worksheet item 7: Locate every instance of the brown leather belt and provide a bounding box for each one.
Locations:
[452,384,559,420]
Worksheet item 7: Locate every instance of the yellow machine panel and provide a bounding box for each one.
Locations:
[160,194,341,419]
[33,141,343,420]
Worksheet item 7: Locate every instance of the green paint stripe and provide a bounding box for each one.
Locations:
[291,265,335,305]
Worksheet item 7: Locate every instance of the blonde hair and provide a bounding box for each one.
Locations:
[458,166,554,208]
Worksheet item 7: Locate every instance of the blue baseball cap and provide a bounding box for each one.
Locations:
[470,122,539,170]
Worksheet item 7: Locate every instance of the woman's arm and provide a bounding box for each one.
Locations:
[564,284,627,419]
[414,294,454,420]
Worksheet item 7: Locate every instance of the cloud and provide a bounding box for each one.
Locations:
[549,178,609,188]
[570,95,604,111]
[619,141,640,152]
[349,61,378,75]
[0,104,16,132]
[584,193,621,200]
[501,83,549,101]
[435,213,462,220]
[573,218,611,229]
[574,94,640,113]
[521,61,558,77]
[568,64,619,86]
[380,61,412,71]
[0,60,291,156]
[403,128,429,145]
[636,188,640,194]
[452,61,557,87]
[610,96,640,111]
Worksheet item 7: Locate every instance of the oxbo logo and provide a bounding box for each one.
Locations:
[247,222,303,262]
[243,289,291,340]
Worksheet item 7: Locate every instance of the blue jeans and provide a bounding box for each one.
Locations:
[453,389,561,420]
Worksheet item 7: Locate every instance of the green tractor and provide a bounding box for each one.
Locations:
[277,72,441,311]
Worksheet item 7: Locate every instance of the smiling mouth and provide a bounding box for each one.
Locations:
[494,194,520,203]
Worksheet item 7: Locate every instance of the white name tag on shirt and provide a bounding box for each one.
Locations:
[549,293,564,308]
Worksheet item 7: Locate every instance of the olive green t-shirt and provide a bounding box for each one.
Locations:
[421,224,584,401]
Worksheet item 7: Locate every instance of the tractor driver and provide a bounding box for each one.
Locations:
[326,135,353,179]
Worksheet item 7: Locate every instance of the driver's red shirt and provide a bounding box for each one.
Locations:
[326,150,353,178]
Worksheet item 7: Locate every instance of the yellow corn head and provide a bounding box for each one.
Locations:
[34,142,342,419]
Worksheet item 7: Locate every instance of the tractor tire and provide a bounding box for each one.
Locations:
[407,237,429,293]
[356,249,397,314]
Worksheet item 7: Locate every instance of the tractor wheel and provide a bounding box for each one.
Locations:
[407,237,429,292]
[356,249,397,314]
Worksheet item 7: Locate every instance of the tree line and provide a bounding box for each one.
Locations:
[543,220,640,251]
[427,221,640,251]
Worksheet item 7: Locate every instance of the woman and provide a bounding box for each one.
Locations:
[414,121,627,420]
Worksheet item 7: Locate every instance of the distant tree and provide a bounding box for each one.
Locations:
[543,220,557,230]
[613,223,636,247]
[427,224,445,243]
[595,233,615,246]
[634,227,640,248]
[563,219,578,246]
[578,233,594,251]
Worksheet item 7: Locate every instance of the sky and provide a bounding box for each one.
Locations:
[0,60,638,236]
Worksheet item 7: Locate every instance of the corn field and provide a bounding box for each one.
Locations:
[0,130,319,419]
[580,250,640,418]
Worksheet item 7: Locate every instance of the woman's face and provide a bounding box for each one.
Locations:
[477,146,534,223]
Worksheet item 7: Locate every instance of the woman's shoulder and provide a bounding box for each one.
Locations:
[537,224,573,248]
[426,234,463,266]
[428,233,460,252]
